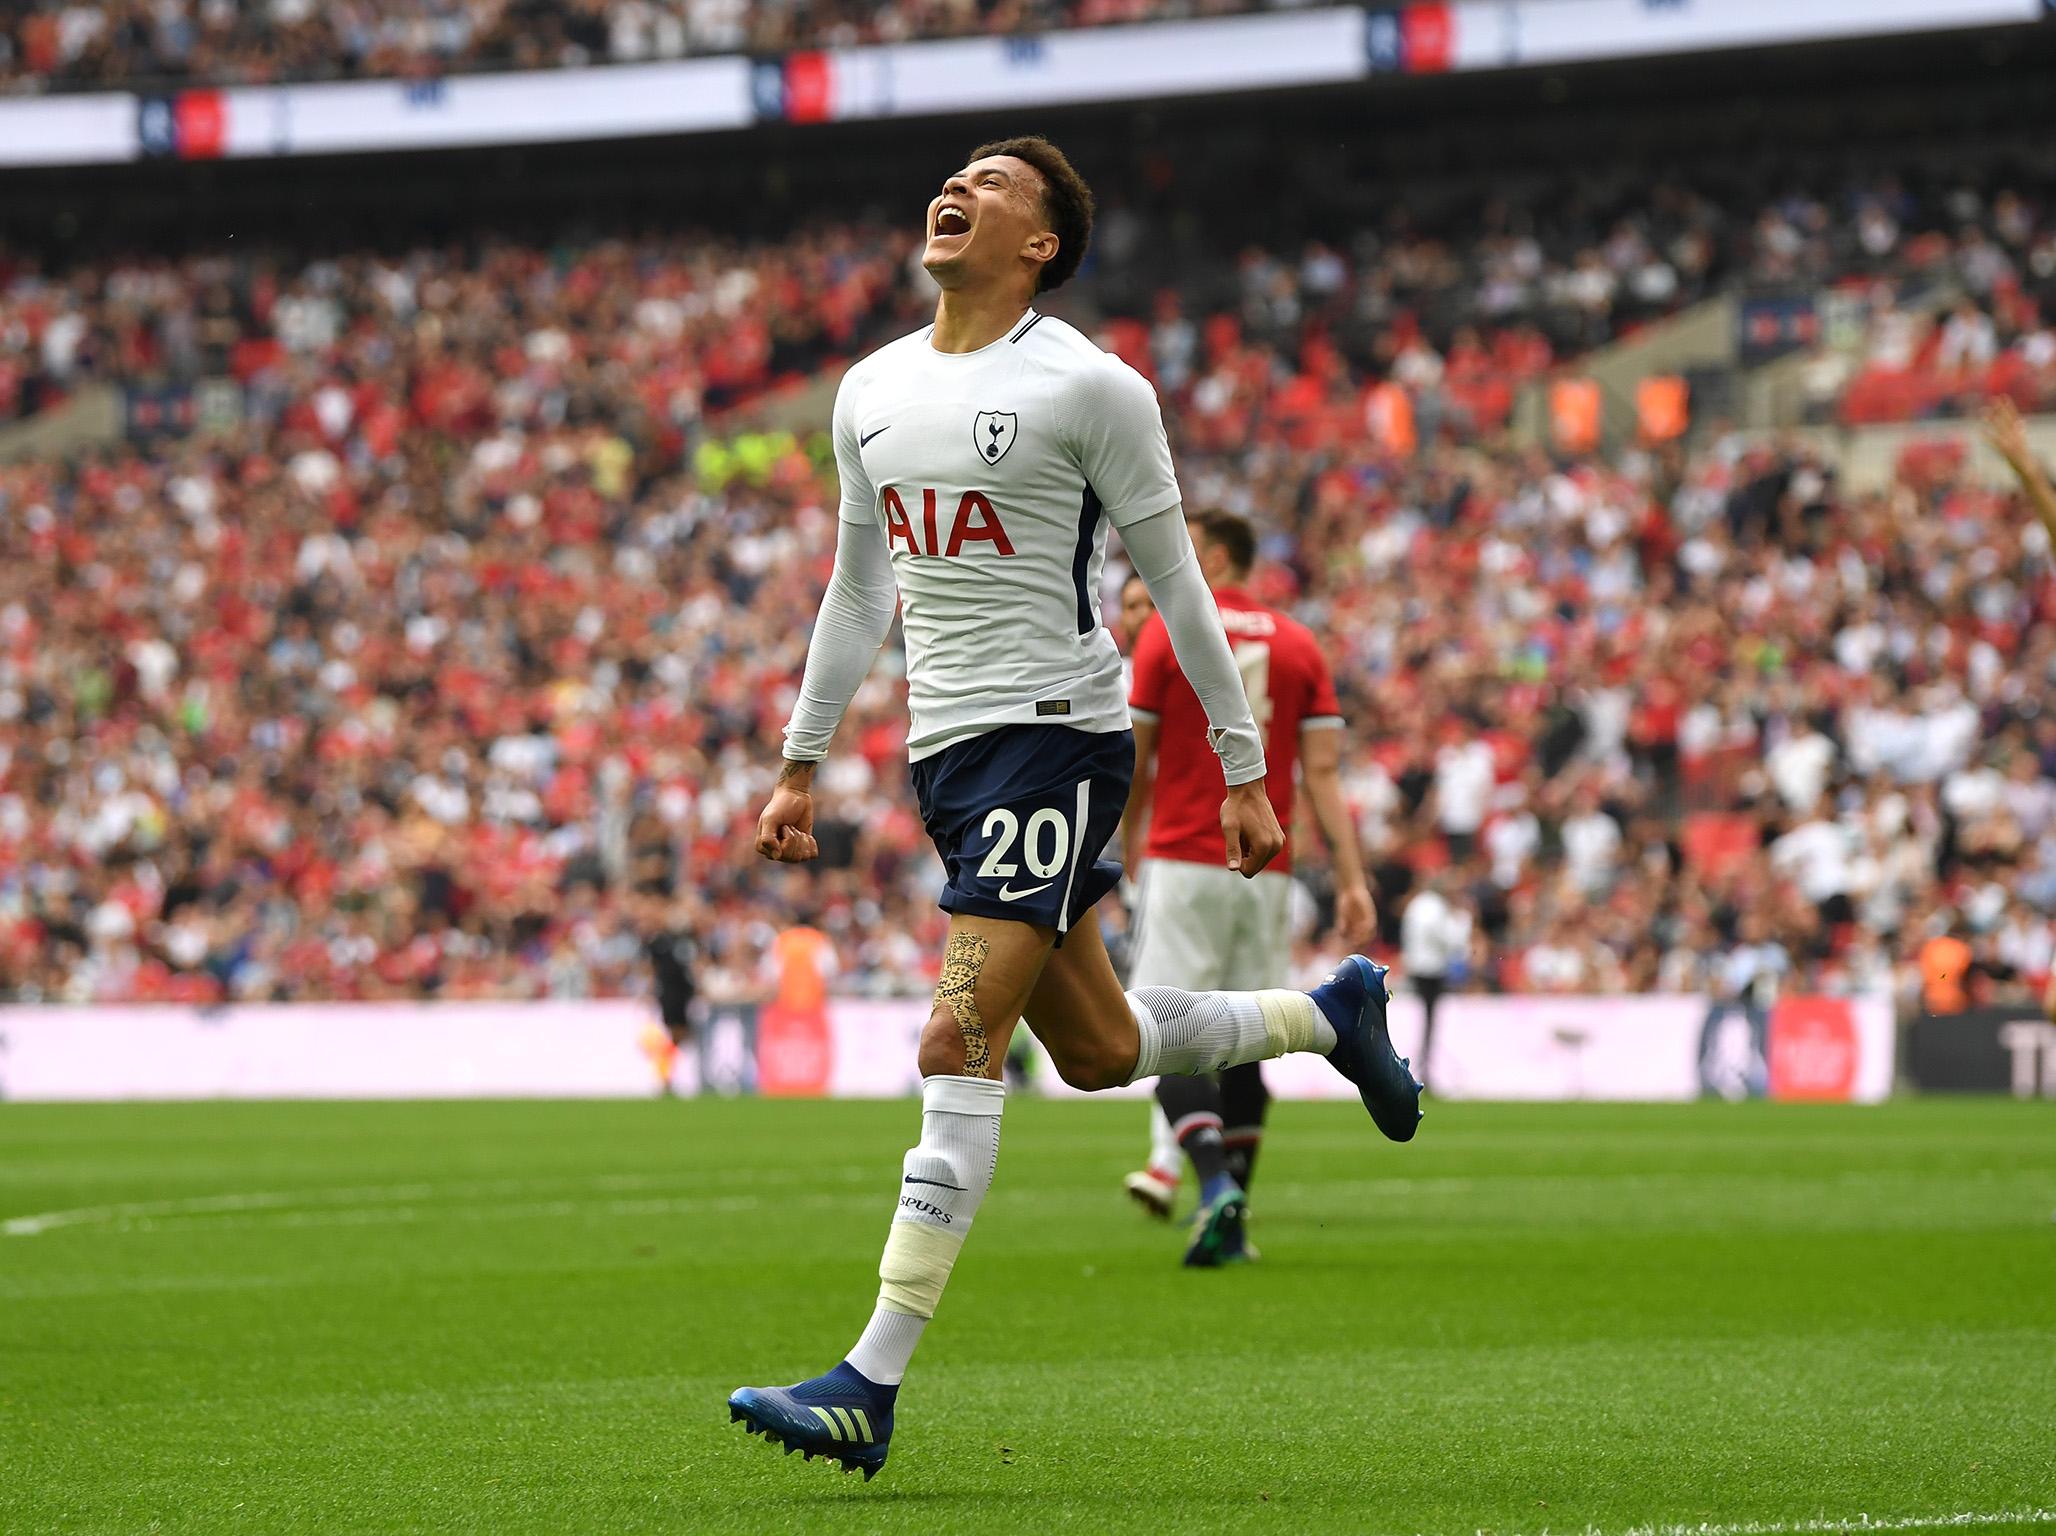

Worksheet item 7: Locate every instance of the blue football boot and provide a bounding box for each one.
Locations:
[728,1361,895,1480]
[1310,956,1423,1142]
[1181,1178,1248,1268]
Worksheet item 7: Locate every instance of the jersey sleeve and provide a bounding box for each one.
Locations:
[1128,613,1175,721]
[780,513,899,762]
[829,364,876,526]
[1123,507,1266,784]
[1062,356,1181,528]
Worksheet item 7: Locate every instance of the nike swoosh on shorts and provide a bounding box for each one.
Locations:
[998,882,1053,901]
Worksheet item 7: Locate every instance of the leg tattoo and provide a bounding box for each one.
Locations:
[937,932,992,1075]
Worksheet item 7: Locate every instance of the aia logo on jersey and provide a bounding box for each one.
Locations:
[883,488,1016,557]
[973,411,1018,464]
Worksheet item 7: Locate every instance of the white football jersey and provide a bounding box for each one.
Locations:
[830,308,1182,761]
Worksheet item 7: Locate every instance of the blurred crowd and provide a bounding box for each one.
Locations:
[2,172,2054,1016]
[13,170,2056,437]
[0,0,1269,92]
[0,228,918,432]
[1799,186,2056,425]
[1350,434,2055,1013]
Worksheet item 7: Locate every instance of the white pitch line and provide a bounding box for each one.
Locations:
[4,1172,1353,1238]
[6,1189,335,1237]
[0,1166,871,1238]
[28,1159,2024,1240]
[1500,1509,2056,1536]
[154,1191,836,1233]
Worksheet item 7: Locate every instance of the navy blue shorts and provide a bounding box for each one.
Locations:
[909,724,1134,939]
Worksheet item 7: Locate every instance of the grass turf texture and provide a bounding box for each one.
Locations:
[1,1098,2051,1535]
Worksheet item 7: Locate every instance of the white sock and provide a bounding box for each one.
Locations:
[1146,1102,1182,1180]
[844,1074,1003,1386]
[844,1309,923,1385]
[1126,988,1336,1083]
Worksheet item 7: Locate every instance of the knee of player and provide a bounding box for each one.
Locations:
[917,1005,967,1077]
[1049,1040,1132,1093]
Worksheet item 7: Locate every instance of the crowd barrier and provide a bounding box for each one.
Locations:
[0,993,1893,1103]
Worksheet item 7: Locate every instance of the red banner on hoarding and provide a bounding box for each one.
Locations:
[1767,997,1861,1102]
[782,52,833,124]
[1401,3,1455,71]
[174,89,226,158]
[754,1002,833,1097]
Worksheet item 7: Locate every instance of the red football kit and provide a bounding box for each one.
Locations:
[1128,584,1341,875]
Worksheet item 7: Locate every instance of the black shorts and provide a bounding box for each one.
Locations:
[909,724,1134,940]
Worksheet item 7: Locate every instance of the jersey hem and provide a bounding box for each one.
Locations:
[908,713,1135,762]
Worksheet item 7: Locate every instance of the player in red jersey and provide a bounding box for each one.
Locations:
[1119,510,1377,1264]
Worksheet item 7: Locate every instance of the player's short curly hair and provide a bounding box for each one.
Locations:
[968,135,1095,294]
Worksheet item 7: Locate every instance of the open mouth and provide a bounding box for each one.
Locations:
[933,205,971,239]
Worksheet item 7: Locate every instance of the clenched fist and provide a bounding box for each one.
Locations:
[755,761,820,863]
[1220,778,1285,878]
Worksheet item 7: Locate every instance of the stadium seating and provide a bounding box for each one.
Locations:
[0,0,1275,91]
[2,179,2052,1014]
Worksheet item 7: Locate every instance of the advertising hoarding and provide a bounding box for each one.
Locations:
[0,1,2035,169]
[1907,1006,2056,1097]
[0,993,1894,1103]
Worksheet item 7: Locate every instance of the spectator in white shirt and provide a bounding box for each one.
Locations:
[1561,785,1623,896]
[1522,915,1588,994]
[2001,750,2056,844]
[1401,871,1473,1089]
[1936,300,1998,372]
[1484,802,1540,889]
[1767,713,1837,814]
[1771,813,1858,927]
[1434,735,1495,859]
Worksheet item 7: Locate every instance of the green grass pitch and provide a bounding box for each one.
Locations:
[2,1096,2052,1534]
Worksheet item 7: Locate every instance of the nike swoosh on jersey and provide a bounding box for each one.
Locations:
[859,425,890,447]
[997,881,1054,901]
